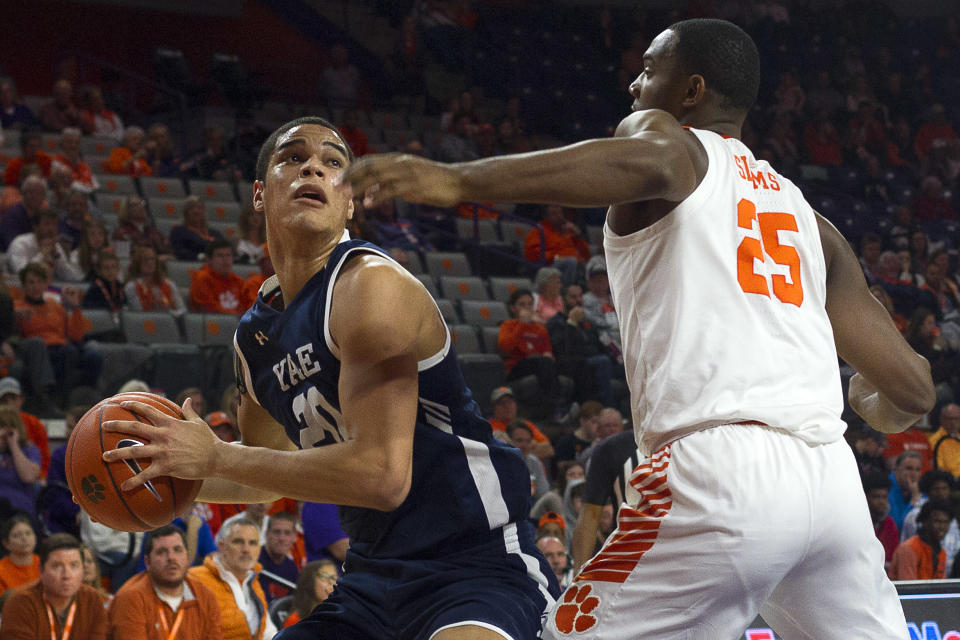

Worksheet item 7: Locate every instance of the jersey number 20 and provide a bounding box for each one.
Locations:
[736,198,803,306]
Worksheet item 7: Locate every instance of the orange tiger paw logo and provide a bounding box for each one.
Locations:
[554,583,600,634]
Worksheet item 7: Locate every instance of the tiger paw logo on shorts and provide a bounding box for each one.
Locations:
[554,583,600,634]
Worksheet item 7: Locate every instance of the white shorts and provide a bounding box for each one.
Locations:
[540,423,908,640]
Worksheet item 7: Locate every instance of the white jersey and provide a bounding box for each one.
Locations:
[604,127,845,455]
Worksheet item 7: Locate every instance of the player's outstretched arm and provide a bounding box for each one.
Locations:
[819,213,935,432]
[339,109,698,209]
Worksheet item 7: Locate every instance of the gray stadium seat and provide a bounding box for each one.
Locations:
[80,136,116,156]
[208,201,242,224]
[77,309,121,340]
[97,193,129,217]
[121,311,183,344]
[480,326,502,353]
[189,179,237,202]
[415,274,438,299]
[149,197,187,221]
[435,299,459,324]
[95,174,138,196]
[439,276,488,301]
[209,221,240,242]
[425,252,472,279]
[140,176,186,199]
[165,261,203,290]
[457,354,505,415]
[460,300,509,327]
[197,314,239,346]
[488,277,533,302]
[499,220,535,248]
[455,218,500,244]
[237,182,254,207]
[449,324,483,354]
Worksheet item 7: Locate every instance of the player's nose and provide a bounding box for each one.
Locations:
[300,155,325,177]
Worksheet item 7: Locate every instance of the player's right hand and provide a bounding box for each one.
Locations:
[338,153,464,208]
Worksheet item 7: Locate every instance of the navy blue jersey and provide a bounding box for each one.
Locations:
[234,239,534,559]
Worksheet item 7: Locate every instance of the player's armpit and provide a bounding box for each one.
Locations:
[818,212,935,419]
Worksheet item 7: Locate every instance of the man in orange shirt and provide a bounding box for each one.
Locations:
[190,239,247,315]
[109,525,223,639]
[53,128,97,193]
[889,500,952,580]
[524,204,590,284]
[2,130,52,187]
[107,126,153,177]
[487,386,553,461]
[15,263,102,402]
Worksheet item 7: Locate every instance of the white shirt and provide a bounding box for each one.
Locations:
[7,232,85,282]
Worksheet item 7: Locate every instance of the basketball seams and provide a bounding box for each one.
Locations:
[97,402,152,531]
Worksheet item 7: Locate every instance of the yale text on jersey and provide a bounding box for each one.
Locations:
[272,343,322,391]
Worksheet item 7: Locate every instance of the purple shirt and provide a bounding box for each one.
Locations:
[0,444,40,516]
[301,502,347,563]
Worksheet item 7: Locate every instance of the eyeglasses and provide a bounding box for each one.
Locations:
[316,572,338,583]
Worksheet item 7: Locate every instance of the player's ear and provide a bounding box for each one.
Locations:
[683,74,707,108]
[346,197,355,221]
[253,180,265,213]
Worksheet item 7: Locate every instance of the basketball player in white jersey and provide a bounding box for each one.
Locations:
[342,18,935,639]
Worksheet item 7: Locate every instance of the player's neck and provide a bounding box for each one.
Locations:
[273,234,341,303]
[681,113,742,140]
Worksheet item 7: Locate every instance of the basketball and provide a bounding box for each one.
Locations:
[65,392,203,532]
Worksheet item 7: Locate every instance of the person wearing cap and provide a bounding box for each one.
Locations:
[0,376,50,477]
[582,256,622,363]
[207,410,239,442]
[536,511,566,541]
[488,386,553,462]
[523,204,590,286]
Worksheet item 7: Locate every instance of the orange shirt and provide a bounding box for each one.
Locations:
[14,297,85,346]
[107,147,152,177]
[3,152,53,186]
[53,154,96,190]
[489,418,549,443]
[888,535,946,580]
[108,571,223,640]
[240,273,267,311]
[0,555,40,595]
[883,428,934,474]
[524,220,590,264]
[189,265,247,315]
[497,319,553,373]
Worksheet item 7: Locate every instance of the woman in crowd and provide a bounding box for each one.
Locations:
[235,204,266,265]
[169,196,223,261]
[70,219,111,280]
[906,307,960,401]
[0,514,39,596]
[123,245,186,317]
[283,559,340,628]
[112,195,172,260]
[532,267,563,322]
[80,544,112,602]
[531,460,585,522]
[0,409,41,519]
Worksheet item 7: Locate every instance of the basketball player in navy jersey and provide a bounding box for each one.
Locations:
[342,18,934,640]
[103,116,558,639]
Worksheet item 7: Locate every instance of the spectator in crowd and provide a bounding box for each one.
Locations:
[536,512,566,542]
[888,451,925,532]
[0,377,51,475]
[899,470,960,576]
[889,500,953,580]
[0,78,35,130]
[38,79,88,134]
[79,545,110,603]
[52,127,97,192]
[79,511,143,593]
[531,460,584,522]
[914,176,956,222]
[124,245,186,316]
[107,126,152,177]
[536,536,573,590]
[532,267,563,322]
[858,232,883,285]
[547,282,616,407]
[561,477,586,544]
[582,255,623,364]
[0,408,41,519]
[59,189,92,250]
[189,239,246,314]
[554,401,603,463]
[239,251,274,311]
[507,421,550,500]
[189,515,276,640]
[301,500,349,566]
[0,514,40,596]
[921,254,960,324]
[0,533,107,639]
[862,470,899,568]
[281,559,339,629]
[578,407,625,463]
[322,44,362,111]
[15,263,103,398]
[914,104,957,163]
[905,307,959,398]
[7,208,85,282]
[0,294,59,418]
[486,386,553,461]
[44,404,86,536]
[112,195,173,259]
[236,205,266,265]
[182,126,240,182]
[170,196,224,261]
[69,219,111,280]
[3,130,53,190]
[337,109,372,157]
[0,174,46,251]
[258,512,299,603]
[46,162,74,214]
[80,87,123,141]
[850,426,888,477]
[524,204,591,284]
[81,250,127,312]
[145,123,184,178]
[929,403,960,476]
[438,115,479,163]
[109,525,222,639]
[498,288,563,419]
[369,197,434,261]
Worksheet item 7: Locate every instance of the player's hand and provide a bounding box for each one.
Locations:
[338,153,464,208]
[101,397,223,491]
[849,372,923,434]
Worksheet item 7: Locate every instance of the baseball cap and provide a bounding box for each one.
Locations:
[205,411,232,427]
[538,511,566,533]
[0,377,22,399]
[586,255,607,278]
[490,386,514,404]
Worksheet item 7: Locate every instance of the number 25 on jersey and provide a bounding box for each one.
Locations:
[736,198,804,307]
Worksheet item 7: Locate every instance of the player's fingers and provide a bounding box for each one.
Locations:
[101,417,161,440]
[101,441,160,463]
[120,464,166,492]
[181,396,201,421]
[118,400,179,426]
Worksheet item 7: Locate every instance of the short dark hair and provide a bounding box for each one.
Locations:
[38,533,82,567]
[20,128,42,152]
[667,19,760,111]
[0,513,35,543]
[919,469,954,495]
[918,499,953,525]
[207,238,235,257]
[143,524,187,557]
[255,116,353,183]
[508,288,533,307]
[267,511,297,531]
[19,262,49,285]
[506,420,533,440]
[861,470,891,493]
[32,208,59,226]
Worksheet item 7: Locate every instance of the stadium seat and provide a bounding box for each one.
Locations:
[121,311,183,344]
[237,182,254,206]
[40,133,59,153]
[196,313,239,346]
[586,225,603,245]
[154,218,177,239]
[415,274,438,299]
[499,220,535,248]
[141,176,187,199]
[435,299,459,324]
[165,261,203,290]
[425,252,472,279]
[78,309,122,341]
[148,197,186,220]
[460,300,509,327]
[449,324,483,354]
[457,354,505,415]
[208,201,242,223]
[96,193,129,216]
[80,136,117,156]
[189,179,237,202]
[480,326,502,353]
[233,264,260,279]
[488,277,533,302]
[95,174,138,195]
[209,221,240,241]
[439,276,488,301]
[455,218,500,244]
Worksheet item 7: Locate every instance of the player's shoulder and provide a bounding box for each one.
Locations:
[614,109,685,139]
[335,252,428,307]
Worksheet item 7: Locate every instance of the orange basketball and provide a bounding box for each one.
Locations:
[65,392,202,532]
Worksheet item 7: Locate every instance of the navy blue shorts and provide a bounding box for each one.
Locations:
[276,522,559,640]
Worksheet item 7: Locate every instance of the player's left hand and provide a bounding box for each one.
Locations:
[337,153,464,208]
[101,398,224,491]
